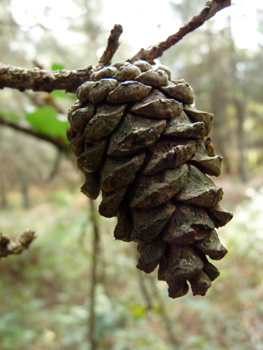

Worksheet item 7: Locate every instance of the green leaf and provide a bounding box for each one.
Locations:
[25,106,69,143]
[51,62,66,71]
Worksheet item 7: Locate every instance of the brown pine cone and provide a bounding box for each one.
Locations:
[67,60,233,298]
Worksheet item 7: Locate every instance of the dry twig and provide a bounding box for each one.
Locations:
[130,0,231,63]
[0,230,36,258]
[98,24,123,66]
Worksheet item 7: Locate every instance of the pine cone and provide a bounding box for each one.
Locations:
[67,60,233,298]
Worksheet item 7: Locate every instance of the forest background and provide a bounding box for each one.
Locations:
[1,0,263,349]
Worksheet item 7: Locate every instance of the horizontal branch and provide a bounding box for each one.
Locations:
[0,1,231,93]
[0,116,69,153]
[130,0,231,63]
[0,64,94,93]
[0,24,122,93]
[0,230,36,258]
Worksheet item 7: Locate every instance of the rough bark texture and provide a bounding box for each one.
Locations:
[0,64,94,92]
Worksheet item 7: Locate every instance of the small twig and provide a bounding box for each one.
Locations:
[89,199,100,350]
[130,0,231,63]
[136,269,153,311]
[0,230,36,258]
[77,201,115,306]
[0,116,69,153]
[98,24,123,67]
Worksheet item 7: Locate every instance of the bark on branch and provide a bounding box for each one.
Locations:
[0,24,123,94]
[0,230,36,258]
[0,64,94,93]
[98,24,123,66]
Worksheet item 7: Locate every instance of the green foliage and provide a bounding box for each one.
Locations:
[25,106,69,143]
[51,89,73,99]
[51,63,66,71]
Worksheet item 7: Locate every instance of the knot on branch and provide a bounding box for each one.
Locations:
[0,230,36,258]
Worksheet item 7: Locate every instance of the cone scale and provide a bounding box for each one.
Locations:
[67,60,233,298]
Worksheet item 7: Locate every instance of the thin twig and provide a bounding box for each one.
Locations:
[0,116,69,153]
[89,199,100,350]
[98,24,123,67]
[130,0,231,63]
[0,230,36,258]
[77,202,115,306]
[136,269,153,311]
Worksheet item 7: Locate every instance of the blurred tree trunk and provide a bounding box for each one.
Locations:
[233,97,247,182]
[206,27,232,174]
[227,17,247,182]
[0,188,8,208]
[21,176,31,209]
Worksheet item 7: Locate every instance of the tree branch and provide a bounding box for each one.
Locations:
[0,64,94,93]
[0,24,123,93]
[98,24,123,66]
[130,0,231,63]
[0,2,231,93]
[0,230,36,258]
[0,116,69,153]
